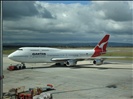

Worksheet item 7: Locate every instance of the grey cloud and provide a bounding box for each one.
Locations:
[3,1,55,20]
[4,22,74,34]
[40,8,55,18]
[3,1,39,20]
[104,2,132,21]
[3,1,133,44]
[92,1,132,21]
[3,30,94,44]
[35,3,56,19]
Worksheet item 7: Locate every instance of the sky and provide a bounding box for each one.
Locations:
[2,1,133,44]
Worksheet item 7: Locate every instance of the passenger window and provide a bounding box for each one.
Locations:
[32,53,46,55]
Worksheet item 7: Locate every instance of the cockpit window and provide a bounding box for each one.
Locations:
[18,49,23,51]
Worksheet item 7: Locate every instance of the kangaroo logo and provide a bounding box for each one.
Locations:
[97,41,108,52]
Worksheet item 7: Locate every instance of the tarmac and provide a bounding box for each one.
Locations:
[3,55,133,99]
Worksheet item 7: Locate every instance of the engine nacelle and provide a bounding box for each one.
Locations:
[65,60,77,66]
[93,59,103,65]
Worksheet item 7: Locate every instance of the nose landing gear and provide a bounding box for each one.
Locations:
[21,63,26,69]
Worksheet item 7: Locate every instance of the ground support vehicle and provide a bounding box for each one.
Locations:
[7,64,26,71]
[3,84,55,99]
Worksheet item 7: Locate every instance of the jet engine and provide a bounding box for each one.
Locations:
[65,60,77,66]
[93,59,104,65]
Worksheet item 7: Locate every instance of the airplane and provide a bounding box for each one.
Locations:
[8,34,110,68]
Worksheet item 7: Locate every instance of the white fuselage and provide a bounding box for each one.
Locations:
[8,47,95,63]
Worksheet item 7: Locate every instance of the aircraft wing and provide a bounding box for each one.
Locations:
[52,56,132,62]
[51,57,108,62]
[51,58,85,62]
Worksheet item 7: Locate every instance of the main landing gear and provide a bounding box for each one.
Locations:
[7,63,26,71]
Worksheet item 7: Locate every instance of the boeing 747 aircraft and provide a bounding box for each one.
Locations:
[8,34,110,67]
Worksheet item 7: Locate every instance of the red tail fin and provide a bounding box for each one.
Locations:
[94,34,110,52]
[92,34,110,57]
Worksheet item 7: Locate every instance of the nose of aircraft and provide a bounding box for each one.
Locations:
[8,53,14,59]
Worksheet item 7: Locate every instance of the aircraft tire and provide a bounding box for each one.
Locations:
[22,66,26,69]
[19,66,21,69]
[50,94,53,99]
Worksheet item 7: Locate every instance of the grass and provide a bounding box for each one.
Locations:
[104,47,133,57]
[3,48,18,55]
[102,47,133,60]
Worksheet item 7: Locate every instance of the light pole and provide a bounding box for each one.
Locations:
[0,1,3,98]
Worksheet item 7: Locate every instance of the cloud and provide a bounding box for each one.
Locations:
[3,1,133,44]
[3,1,39,20]
[34,2,56,19]
[92,1,132,21]
[3,1,55,20]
